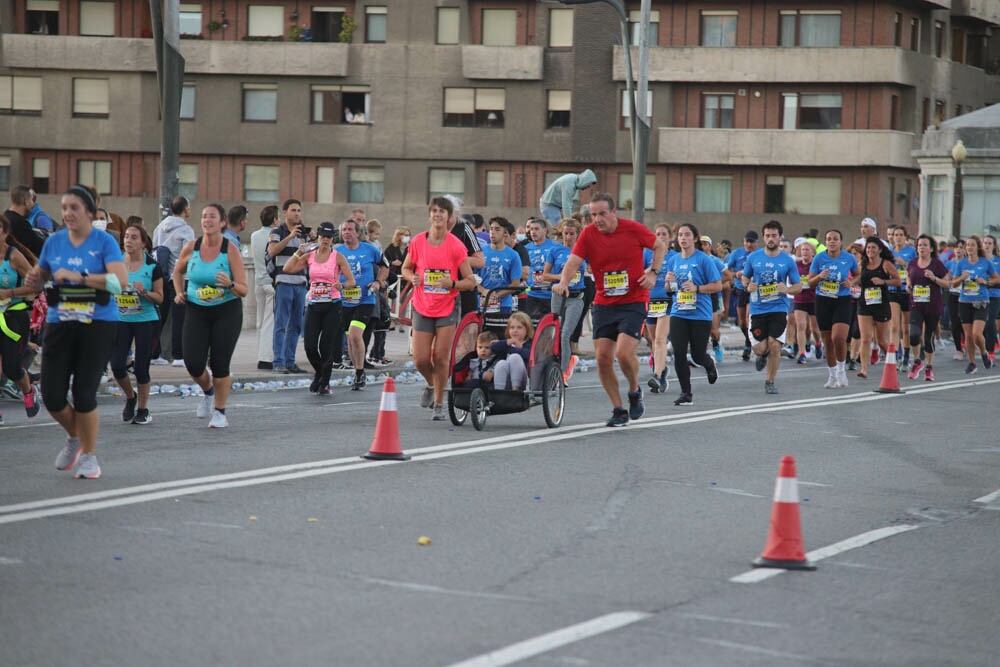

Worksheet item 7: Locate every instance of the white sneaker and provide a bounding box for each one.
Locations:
[172,359,186,367]
[75,453,101,479]
[824,373,838,389]
[150,358,169,366]
[196,393,213,419]
[209,410,229,428]
[838,369,849,388]
[55,437,82,470]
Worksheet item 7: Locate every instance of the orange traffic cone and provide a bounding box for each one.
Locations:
[874,343,905,394]
[752,456,816,571]
[363,378,411,461]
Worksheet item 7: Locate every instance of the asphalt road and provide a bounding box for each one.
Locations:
[1,354,998,667]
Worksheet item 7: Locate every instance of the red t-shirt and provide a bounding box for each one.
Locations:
[571,218,656,306]
[408,230,469,317]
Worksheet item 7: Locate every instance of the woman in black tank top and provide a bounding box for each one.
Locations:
[854,237,900,378]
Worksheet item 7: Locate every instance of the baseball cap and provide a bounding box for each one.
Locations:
[317,222,336,237]
[700,235,713,245]
[793,236,808,248]
[861,217,877,232]
[744,230,759,242]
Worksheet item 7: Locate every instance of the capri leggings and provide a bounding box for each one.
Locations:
[909,310,940,355]
[41,320,116,413]
[669,317,712,395]
[303,301,343,374]
[111,321,155,384]
[985,297,1000,352]
[182,299,243,379]
[0,308,30,383]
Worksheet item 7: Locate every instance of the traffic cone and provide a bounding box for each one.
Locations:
[874,343,905,394]
[362,378,411,461]
[752,456,816,571]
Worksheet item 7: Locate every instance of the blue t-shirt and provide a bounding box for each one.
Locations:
[551,244,586,292]
[890,245,916,292]
[643,248,678,300]
[743,249,799,315]
[945,258,962,295]
[954,257,996,303]
[478,245,522,311]
[336,242,383,307]
[666,250,721,321]
[526,239,557,298]
[726,247,750,292]
[39,227,124,323]
[809,250,859,298]
[187,238,237,307]
[990,255,1000,298]
[117,254,162,323]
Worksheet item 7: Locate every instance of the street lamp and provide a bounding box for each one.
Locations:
[951,139,967,240]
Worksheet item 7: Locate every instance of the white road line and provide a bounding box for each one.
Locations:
[678,612,789,629]
[445,611,650,667]
[797,481,833,487]
[973,489,1000,504]
[729,524,922,584]
[709,487,765,499]
[693,638,827,664]
[356,576,536,603]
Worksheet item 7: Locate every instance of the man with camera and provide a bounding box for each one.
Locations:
[266,198,310,373]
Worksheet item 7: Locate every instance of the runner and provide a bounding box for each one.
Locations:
[699,236,728,364]
[945,239,966,360]
[845,243,865,371]
[0,213,40,426]
[552,193,664,426]
[643,224,676,394]
[807,229,859,388]
[792,239,821,364]
[854,237,899,379]
[952,235,998,374]
[27,185,126,478]
[477,217,522,339]
[663,223,722,406]
[981,235,1000,363]
[543,218,586,383]
[726,231,758,361]
[523,218,557,324]
[890,225,916,368]
[742,220,802,394]
[906,234,949,381]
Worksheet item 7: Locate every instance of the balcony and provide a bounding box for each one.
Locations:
[955,0,1000,25]
[1,34,349,76]
[461,46,544,80]
[656,128,917,169]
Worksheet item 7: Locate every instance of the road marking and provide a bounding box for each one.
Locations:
[709,487,765,499]
[355,576,536,603]
[0,556,23,565]
[445,611,650,667]
[974,489,1000,504]
[679,612,789,629]
[694,638,828,664]
[729,524,921,584]
[798,481,833,487]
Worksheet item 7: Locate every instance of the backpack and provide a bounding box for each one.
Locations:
[152,245,172,278]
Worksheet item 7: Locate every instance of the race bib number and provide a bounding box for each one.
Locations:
[485,295,501,314]
[963,280,980,296]
[342,285,362,304]
[116,292,141,316]
[913,285,931,303]
[603,270,629,297]
[818,280,840,297]
[571,271,582,286]
[850,285,862,299]
[648,300,668,317]
[898,268,907,285]
[196,285,225,304]
[56,301,95,323]
[758,283,779,302]
[311,281,333,303]
[864,287,882,305]
[677,290,697,311]
[532,271,549,290]
[800,275,810,286]
[423,269,450,295]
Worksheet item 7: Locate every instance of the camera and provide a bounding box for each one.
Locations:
[299,226,312,238]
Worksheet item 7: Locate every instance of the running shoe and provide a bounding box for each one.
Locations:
[923,366,934,382]
[209,410,229,428]
[1,378,22,400]
[870,348,880,366]
[965,363,977,375]
[648,370,668,394]
[122,395,137,423]
[686,355,697,368]
[352,372,366,391]
[318,383,330,396]
[288,364,307,374]
[742,345,751,362]
[273,366,289,374]
[847,357,858,371]
[953,350,966,361]
[814,343,823,360]
[780,345,795,360]
[172,359,185,367]
[838,368,849,388]
[605,407,629,427]
[983,353,993,370]
[132,408,152,425]
[431,403,446,421]
[824,372,838,389]
[23,386,40,418]
[764,380,779,395]
[75,453,101,479]
[907,359,923,380]
[714,342,724,363]
[563,355,579,385]
[797,353,807,365]
[363,360,377,370]
[420,386,434,408]
[754,351,768,372]
[704,357,718,384]
[55,437,82,471]
[310,373,321,393]
[330,361,349,370]
[197,393,213,419]
[673,393,693,406]
[627,389,644,420]
[150,357,169,366]
[256,361,273,370]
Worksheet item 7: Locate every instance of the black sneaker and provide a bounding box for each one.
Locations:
[288,364,307,374]
[755,351,768,372]
[673,393,694,406]
[257,361,273,370]
[318,383,331,396]
[704,357,718,384]
[627,389,644,420]
[310,374,321,393]
[122,395,137,423]
[330,362,348,371]
[847,357,857,371]
[352,372,366,391]
[132,408,152,425]
[605,407,629,427]
[741,345,751,362]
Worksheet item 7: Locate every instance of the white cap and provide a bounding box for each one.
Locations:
[793,236,808,248]
[861,217,877,232]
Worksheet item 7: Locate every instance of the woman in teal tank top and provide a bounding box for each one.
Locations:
[0,213,41,424]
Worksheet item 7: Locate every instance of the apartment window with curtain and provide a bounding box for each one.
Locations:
[781,93,841,129]
[893,13,902,47]
[547,90,571,128]
[951,29,964,63]
[766,177,841,214]
[78,159,112,195]
[482,9,517,46]
[780,11,840,47]
[27,0,60,35]
[0,76,43,114]
[910,18,920,52]
[242,83,277,122]
[629,10,659,46]
[316,166,335,204]
[0,157,10,191]
[349,167,385,203]
[244,165,279,201]
[312,84,372,124]
[934,21,944,57]
[180,83,196,120]
[365,6,387,43]
[694,176,732,212]
[549,9,573,47]
[485,170,504,206]
[703,93,734,128]
[621,89,652,130]
[962,176,1000,237]
[437,7,460,44]
[429,168,465,200]
[32,158,50,194]
[618,174,656,210]
[247,5,283,37]
[72,78,109,117]
[178,163,198,200]
[179,3,202,35]
[701,11,736,47]
[443,88,505,128]
[79,1,114,36]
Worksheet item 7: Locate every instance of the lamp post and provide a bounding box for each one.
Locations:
[951,139,967,240]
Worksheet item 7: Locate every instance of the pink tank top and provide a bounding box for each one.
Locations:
[307,249,343,304]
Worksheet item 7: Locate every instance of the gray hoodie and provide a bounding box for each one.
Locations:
[152,215,195,275]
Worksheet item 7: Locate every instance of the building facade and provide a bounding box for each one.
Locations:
[1,0,998,239]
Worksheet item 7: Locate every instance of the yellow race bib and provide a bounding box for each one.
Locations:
[864,287,882,305]
[603,270,629,297]
[913,285,931,303]
[677,290,697,310]
[195,285,225,304]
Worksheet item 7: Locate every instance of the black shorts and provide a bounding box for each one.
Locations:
[342,303,374,330]
[815,295,853,330]
[592,302,646,341]
[793,302,815,315]
[857,300,891,322]
[735,290,750,308]
[750,312,788,342]
[959,301,989,324]
[891,289,910,311]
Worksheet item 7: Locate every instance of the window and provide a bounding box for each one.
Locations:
[180,83,196,120]
[27,0,59,35]
[547,90,571,128]
[910,18,920,52]
[437,7,460,44]
[311,85,372,124]
[72,78,109,117]
[780,11,839,47]
[178,163,198,200]
[179,3,202,35]
[926,175,950,237]
[701,11,736,47]
[310,7,346,43]
[482,9,516,46]
[80,1,114,36]
[618,174,656,210]
[781,93,841,130]
[694,176,731,212]
[243,83,277,122]
[891,95,900,130]
[629,10,659,46]
[894,13,902,47]
[244,165,279,201]
[429,168,465,200]
[960,176,1000,238]
[443,88,505,128]
[78,159,112,195]
[621,90,652,130]
[247,5,283,37]
[316,166,335,204]
[0,76,43,114]
[365,6,387,43]
[934,99,945,124]
[785,177,840,214]
[951,28,964,63]
[485,170,504,207]
[543,172,565,192]
[0,157,10,192]
[32,158,50,194]
[934,21,944,58]
[966,34,987,69]
[703,93,734,128]
[549,9,573,48]
[349,167,384,203]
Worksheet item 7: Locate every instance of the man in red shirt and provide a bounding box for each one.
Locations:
[553,193,665,427]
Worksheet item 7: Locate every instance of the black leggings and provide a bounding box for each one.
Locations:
[41,320,116,413]
[304,301,342,375]
[947,292,964,351]
[0,308,30,383]
[182,299,243,379]
[908,310,940,356]
[111,320,155,384]
[669,316,712,394]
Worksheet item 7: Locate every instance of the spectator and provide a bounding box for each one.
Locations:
[224,205,247,250]
[539,169,597,225]
[152,195,196,366]
[267,198,309,373]
[26,188,55,233]
[365,219,383,251]
[251,206,278,370]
